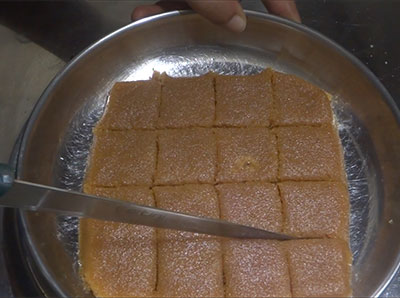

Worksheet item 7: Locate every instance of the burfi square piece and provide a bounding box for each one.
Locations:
[80,186,156,297]
[156,238,223,297]
[285,239,352,297]
[154,185,224,297]
[276,126,343,181]
[279,182,349,239]
[153,184,220,239]
[215,70,274,127]
[155,129,217,185]
[215,128,278,182]
[98,80,161,130]
[217,182,282,232]
[158,74,215,128]
[223,240,291,298]
[272,70,332,126]
[85,130,157,186]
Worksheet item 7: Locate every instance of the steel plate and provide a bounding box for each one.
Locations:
[14,11,400,297]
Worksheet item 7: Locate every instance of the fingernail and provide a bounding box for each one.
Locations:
[291,12,301,23]
[225,14,246,33]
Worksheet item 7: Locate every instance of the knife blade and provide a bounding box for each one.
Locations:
[0,164,295,240]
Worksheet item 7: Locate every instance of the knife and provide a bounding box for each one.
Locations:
[0,163,295,240]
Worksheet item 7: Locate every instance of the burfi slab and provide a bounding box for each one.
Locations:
[158,74,215,128]
[154,185,224,297]
[215,70,274,127]
[80,186,156,297]
[276,126,343,181]
[98,80,161,130]
[223,240,291,297]
[285,239,352,297]
[215,128,278,182]
[217,182,282,232]
[85,130,157,186]
[272,70,332,126]
[155,129,217,185]
[279,181,349,239]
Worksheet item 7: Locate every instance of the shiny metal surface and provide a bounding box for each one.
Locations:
[13,11,400,298]
[0,177,295,240]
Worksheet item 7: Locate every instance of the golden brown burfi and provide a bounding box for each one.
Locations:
[276,126,343,181]
[97,80,161,130]
[82,70,352,298]
[155,129,217,185]
[153,184,220,239]
[279,182,349,239]
[285,239,352,297]
[223,240,291,298]
[85,130,156,186]
[154,185,224,297]
[80,186,156,297]
[215,70,274,127]
[215,128,278,182]
[158,74,215,128]
[272,70,332,126]
[217,182,282,232]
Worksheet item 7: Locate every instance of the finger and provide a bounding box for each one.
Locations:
[131,4,165,21]
[131,1,190,21]
[186,0,247,32]
[131,0,247,33]
[261,0,301,23]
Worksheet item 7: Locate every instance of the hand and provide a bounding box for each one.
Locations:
[131,0,301,33]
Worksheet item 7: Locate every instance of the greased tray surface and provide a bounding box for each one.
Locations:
[15,11,400,297]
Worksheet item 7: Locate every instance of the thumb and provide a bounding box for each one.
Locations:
[186,0,247,32]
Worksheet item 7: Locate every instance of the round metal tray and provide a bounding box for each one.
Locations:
[14,11,400,297]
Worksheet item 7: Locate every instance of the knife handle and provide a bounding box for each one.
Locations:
[0,163,14,196]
